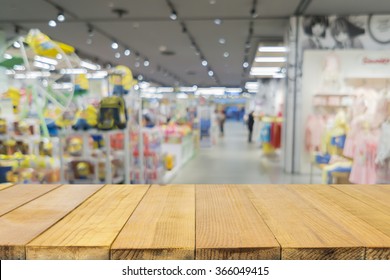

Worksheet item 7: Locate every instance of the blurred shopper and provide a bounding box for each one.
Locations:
[247,111,255,143]
[217,108,226,137]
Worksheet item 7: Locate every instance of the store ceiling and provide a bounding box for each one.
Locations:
[0,0,389,87]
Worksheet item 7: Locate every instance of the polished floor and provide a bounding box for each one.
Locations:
[171,121,321,184]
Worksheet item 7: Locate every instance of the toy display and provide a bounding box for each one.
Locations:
[97,96,128,130]
[109,65,137,95]
[25,29,75,57]
[0,119,7,134]
[67,137,83,157]
[72,105,98,130]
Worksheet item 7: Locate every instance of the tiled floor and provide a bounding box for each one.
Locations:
[171,121,321,184]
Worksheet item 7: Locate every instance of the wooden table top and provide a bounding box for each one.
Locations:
[0,184,390,260]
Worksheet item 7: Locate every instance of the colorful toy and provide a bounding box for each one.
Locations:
[97,96,128,130]
[72,105,98,130]
[25,29,75,57]
[74,74,89,96]
[109,65,137,95]
[0,119,7,134]
[3,87,21,114]
[67,137,83,156]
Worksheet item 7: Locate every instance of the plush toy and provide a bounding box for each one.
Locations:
[72,105,98,130]
[25,29,75,57]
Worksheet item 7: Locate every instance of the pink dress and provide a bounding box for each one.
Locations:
[349,130,379,184]
[305,115,326,152]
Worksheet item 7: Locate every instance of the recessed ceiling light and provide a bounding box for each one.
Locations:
[124,49,131,56]
[56,54,63,60]
[111,42,119,49]
[202,60,208,66]
[243,62,249,68]
[134,84,140,90]
[218,38,226,44]
[223,52,229,58]
[138,75,143,81]
[170,11,177,20]
[13,41,21,48]
[48,20,57,27]
[57,12,65,22]
[208,70,214,77]
[115,52,121,59]
[214,19,222,25]
[144,60,150,67]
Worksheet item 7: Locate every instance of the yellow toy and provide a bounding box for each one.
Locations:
[109,65,137,95]
[67,137,83,156]
[76,162,90,178]
[3,87,20,114]
[72,105,98,130]
[0,119,7,134]
[25,29,74,58]
[74,74,89,96]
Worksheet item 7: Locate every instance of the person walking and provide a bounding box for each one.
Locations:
[247,111,255,142]
[217,108,226,137]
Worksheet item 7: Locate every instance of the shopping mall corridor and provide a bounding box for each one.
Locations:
[171,121,315,184]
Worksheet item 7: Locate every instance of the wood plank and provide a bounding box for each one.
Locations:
[111,184,195,260]
[0,183,14,191]
[0,184,104,259]
[248,185,390,260]
[0,184,60,217]
[27,184,149,260]
[196,185,280,260]
[300,185,390,260]
[332,185,390,213]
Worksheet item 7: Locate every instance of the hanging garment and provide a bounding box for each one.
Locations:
[376,122,390,165]
[305,115,326,152]
[270,121,282,149]
[349,131,379,184]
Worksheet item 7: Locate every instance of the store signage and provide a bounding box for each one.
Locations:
[362,57,390,65]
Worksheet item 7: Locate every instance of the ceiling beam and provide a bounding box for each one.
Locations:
[294,0,312,15]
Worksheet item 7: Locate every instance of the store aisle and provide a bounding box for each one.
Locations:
[171,121,318,184]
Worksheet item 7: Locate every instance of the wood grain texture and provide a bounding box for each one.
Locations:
[27,184,149,260]
[111,184,195,260]
[332,185,390,213]
[302,185,390,260]
[0,184,60,217]
[247,185,390,260]
[196,185,280,260]
[0,183,14,191]
[0,184,103,259]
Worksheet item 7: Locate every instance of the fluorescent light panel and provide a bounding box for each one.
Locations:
[258,46,287,52]
[255,57,286,63]
[60,68,87,74]
[35,55,58,66]
[80,61,99,70]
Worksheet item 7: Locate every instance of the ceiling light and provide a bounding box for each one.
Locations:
[57,12,65,22]
[214,19,222,25]
[33,61,52,70]
[13,41,21,48]
[86,71,108,79]
[60,68,88,75]
[111,42,119,49]
[3,54,12,60]
[134,84,140,90]
[192,85,198,91]
[138,75,143,81]
[56,54,63,60]
[202,60,208,66]
[258,46,288,52]
[219,38,226,44]
[273,73,286,78]
[115,52,121,59]
[251,67,281,73]
[208,70,214,77]
[80,61,99,70]
[35,55,58,66]
[243,62,249,68]
[48,20,57,27]
[223,52,229,58]
[255,57,287,63]
[124,49,131,56]
[170,11,177,20]
[144,59,150,67]
[13,65,25,71]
